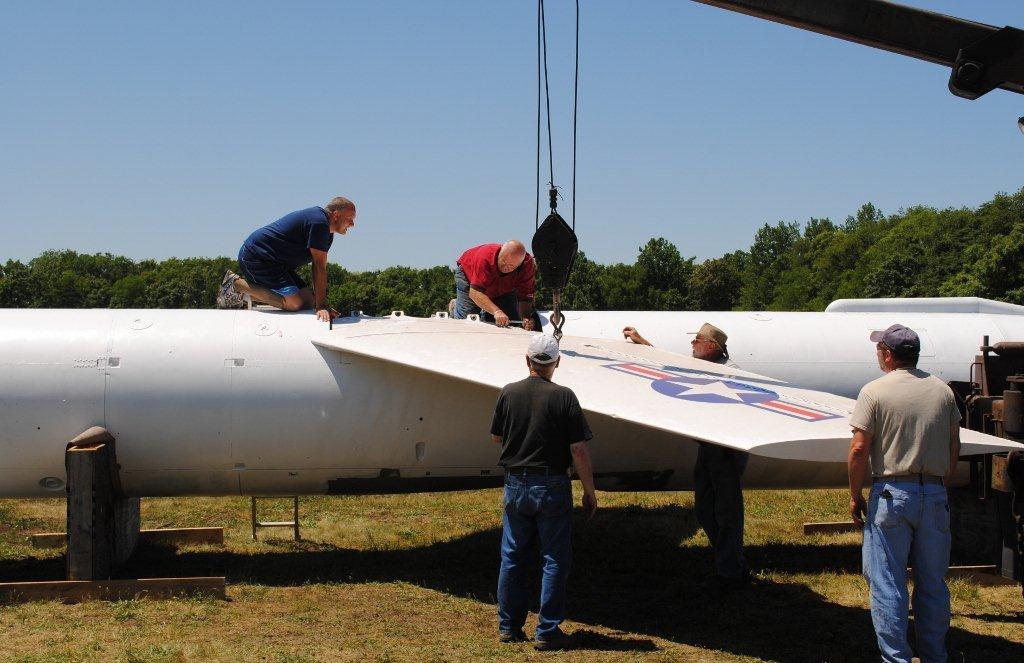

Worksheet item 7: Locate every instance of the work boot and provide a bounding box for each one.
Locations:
[498,629,527,643]
[534,628,577,651]
[217,270,244,309]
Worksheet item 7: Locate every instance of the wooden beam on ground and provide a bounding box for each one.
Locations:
[803,521,860,535]
[31,533,69,549]
[32,527,224,549]
[0,577,226,604]
[945,565,1016,586]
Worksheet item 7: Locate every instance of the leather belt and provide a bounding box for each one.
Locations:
[873,473,943,485]
[505,466,566,476]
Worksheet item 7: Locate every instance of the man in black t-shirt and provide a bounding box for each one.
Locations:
[490,334,597,651]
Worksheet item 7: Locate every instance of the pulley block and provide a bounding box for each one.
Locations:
[531,211,578,291]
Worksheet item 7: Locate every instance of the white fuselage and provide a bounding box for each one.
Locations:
[543,308,1024,398]
[2,302,1020,498]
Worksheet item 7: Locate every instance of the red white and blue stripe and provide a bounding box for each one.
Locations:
[605,363,840,422]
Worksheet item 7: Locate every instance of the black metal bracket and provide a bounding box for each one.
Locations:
[950,26,1024,100]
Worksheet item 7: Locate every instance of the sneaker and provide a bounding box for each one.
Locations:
[498,630,527,643]
[447,298,457,318]
[534,629,577,651]
[216,270,244,309]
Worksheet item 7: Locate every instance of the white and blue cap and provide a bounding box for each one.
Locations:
[870,324,921,356]
[527,333,560,364]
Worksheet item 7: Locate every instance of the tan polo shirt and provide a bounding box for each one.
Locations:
[850,368,959,477]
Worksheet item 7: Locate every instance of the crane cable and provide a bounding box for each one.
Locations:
[532,0,580,341]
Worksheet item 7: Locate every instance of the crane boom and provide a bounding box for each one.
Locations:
[692,0,1024,99]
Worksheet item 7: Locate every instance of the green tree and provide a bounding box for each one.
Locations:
[689,252,746,311]
[0,260,35,308]
[738,221,800,310]
[635,238,694,310]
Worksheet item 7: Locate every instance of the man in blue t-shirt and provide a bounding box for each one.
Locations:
[218,197,356,321]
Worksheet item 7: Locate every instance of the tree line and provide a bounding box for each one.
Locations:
[3,188,1023,315]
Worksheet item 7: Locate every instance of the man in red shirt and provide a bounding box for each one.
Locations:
[450,240,541,330]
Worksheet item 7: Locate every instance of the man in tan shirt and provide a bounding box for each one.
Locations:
[848,324,960,663]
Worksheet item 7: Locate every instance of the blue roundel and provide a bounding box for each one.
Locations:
[650,376,779,404]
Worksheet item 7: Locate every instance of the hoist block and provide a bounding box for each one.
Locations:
[531,212,578,290]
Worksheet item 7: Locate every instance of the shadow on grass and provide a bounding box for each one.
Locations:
[573,630,659,652]
[962,611,1024,624]
[3,503,1021,662]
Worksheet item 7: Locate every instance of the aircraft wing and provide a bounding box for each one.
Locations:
[313,316,1022,462]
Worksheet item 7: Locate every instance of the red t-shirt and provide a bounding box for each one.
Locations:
[457,243,536,301]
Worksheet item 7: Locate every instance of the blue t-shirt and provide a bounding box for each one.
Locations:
[240,207,334,269]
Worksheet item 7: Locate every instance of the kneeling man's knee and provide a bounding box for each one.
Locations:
[281,295,304,311]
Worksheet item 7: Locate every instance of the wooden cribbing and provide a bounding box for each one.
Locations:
[803,521,861,535]
[945,565,1015,586]
[0,577,226,604]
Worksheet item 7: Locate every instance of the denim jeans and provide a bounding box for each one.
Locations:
[452,266,542,329]
[863,481,951,663]
[497,472,572,639]
[694,442,749,578]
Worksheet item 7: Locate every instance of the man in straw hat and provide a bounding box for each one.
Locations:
[622,321,751,588]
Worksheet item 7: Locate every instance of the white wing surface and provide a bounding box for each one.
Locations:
[313,316,1022,462]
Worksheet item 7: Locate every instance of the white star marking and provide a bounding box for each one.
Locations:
[675,380,763,403]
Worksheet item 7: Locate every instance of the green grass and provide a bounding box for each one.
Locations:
[1,490,1022,662]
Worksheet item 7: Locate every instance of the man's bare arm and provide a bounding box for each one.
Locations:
[570,441,598,519]
[309,248,336,322]
[945,422,961,485]
[848,428,873,526]
[468,288,510,326]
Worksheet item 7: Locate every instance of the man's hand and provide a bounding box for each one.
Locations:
[521,317,534,331]
[623,326,648,345]
[850,493,867,527]
[494,310,510,327]
[316,307,339,322]
[582,491,597,520]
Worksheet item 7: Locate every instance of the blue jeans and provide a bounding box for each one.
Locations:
[694,442,748,578]
[497,473,572,639]
[452,266,542,329]
[863,481,951,663]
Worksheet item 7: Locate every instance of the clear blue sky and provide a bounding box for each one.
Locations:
[1,1,1021,270]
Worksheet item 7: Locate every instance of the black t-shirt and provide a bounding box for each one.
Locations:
[490,376,593,473]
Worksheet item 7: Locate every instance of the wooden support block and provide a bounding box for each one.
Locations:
[803,521,861,535]
[66,442,117,579]
[945,565,1016,586]
[31,533,69,549]
[0,577,226,604]
[32,527,224,549]
[65,434,140,580]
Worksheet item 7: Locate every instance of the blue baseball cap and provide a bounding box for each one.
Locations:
[870,324,920,356]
